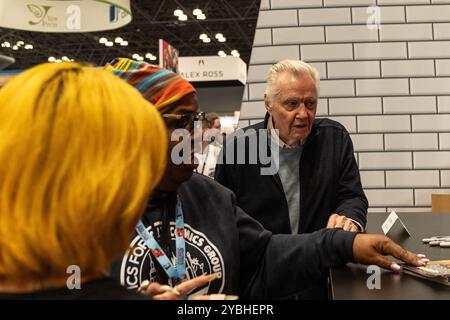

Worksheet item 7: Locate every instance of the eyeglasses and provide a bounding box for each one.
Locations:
[162,112,206,131]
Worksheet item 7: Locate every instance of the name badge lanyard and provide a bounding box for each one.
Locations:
[135,195,186,285]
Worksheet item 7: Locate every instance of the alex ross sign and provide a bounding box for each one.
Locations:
[0,0,132,32]
[178,56,247,85]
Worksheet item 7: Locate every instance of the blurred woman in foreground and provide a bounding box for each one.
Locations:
[0,62,167,299]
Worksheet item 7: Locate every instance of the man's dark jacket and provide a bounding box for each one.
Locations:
[215,114,368,234]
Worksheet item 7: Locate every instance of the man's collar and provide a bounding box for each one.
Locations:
[267,115,292,148]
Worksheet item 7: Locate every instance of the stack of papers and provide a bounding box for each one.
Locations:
[403,260,450,286]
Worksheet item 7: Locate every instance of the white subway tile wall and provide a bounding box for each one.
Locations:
[299,8,351,26]
[438,96,450,112]
[383,96,436,114]
[352,6,405,24]
[442,170,450,187]
[241,1,450,211]
[440,133,450,149]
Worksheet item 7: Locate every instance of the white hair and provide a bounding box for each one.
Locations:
[265,59,320,100]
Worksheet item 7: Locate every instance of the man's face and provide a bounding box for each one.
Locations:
[158,93,199,191]
[212,119,221,130]
[265,72,318,147]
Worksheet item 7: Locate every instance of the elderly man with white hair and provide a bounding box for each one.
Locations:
[215,59,368,299]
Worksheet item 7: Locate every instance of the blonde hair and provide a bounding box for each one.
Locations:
[265,59,320,100]
[0,62,167,286]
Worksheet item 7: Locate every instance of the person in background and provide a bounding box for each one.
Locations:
[215,59,368,298]
[194,113,222,179]
[0,62,167,299]
[107,58,428,300]
[208,112,221,130]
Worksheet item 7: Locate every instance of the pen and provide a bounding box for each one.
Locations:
[440,241,450,248]
[422,237,450,243]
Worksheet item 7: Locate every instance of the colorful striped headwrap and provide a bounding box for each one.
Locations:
[105,58,196,114]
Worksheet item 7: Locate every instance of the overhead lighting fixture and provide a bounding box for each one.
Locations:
[62,56,70,61]
[24,44,33,50]
[99,37,108,44]
[132,53,140,59]
[199,33,208,40]
[136,56,144,61]
[48,56,56,62]
[12,45,18,50]
[197,13,206,20]
[218,50,226,57]
[145,53,157,61]
[215,33,226,42]
[193,9,202,16]
[3,41,10,48]
[231,50,240,57]
[17,40,25,46]
[202,37,211,43]
[55,59,62,63]
[105,41,114,47]
[178,14,188,21]
[173,9,183,17]
[114,37,123,43]
[120,40,128,46]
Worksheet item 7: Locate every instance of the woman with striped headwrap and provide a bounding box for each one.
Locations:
[106,58,426,301]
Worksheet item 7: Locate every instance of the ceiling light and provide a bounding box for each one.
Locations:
[202,38,211,43]
[48,56,56,62]
[218,50,226,57]
[24,44,33,50]
[136,56,144,61]
[1,43,4,48]
[99,37,107,44]
[218,37,226,42]
[178,14,188,21]
[132,53,140,59]
[145,53,153,59]
[174,9,183,17]
[215,33,223,39]
[17,41,25,46]
[193,9,202,16]
[3,41,10,48]
[55,59,62,63]
[62,56,70,61]
[149,56,157,61]
[12,45,18,50]
[120,41,128,46]
[105,41,113,47]
[197,13,206,20]
[199,33,208,40]
[114,37,123,43]
[231,50,240,57]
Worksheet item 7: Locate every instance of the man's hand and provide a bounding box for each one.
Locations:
[353,234,429,271]
[143,273,220,300]
[327,213,359,232]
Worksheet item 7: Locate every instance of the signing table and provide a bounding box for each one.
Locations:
[330,212,450,299]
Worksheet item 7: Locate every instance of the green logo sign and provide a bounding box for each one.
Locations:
[27,4,57,27]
